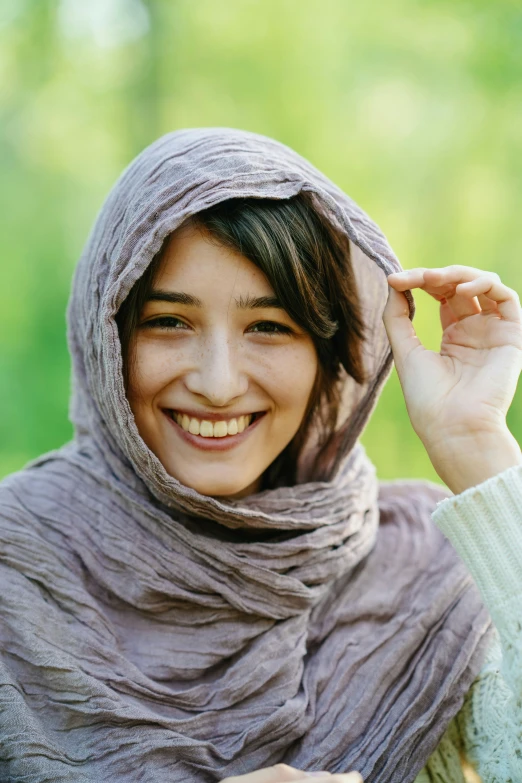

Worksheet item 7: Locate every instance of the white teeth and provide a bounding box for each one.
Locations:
[213,421,228,438]
[199,420,213,437]
[188,418,200,435]
[173,412,256,437]
[227,418,238,436]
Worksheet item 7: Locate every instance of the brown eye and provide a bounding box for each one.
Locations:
[141,316,190,330]
[248,321,293,335]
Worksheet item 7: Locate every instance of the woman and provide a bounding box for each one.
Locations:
[0,128,520,783]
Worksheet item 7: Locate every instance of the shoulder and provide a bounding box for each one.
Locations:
[376,478,453,552]
[0,450,78,538]
[378,477,451,517]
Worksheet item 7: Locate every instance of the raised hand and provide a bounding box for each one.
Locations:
[383,265,522,494]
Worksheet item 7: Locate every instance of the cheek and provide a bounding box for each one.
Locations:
[253,343,318,415]
[128,340,185,404]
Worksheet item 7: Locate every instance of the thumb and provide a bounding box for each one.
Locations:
[382,284,423,374]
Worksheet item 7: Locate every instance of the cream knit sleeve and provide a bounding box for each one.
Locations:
[419,463,522,782]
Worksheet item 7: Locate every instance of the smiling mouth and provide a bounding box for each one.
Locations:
[169,411,264,438]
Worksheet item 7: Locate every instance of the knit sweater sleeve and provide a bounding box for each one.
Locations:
[415,463,522,782]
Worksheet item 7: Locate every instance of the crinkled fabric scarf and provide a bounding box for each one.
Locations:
[0,129,492,783]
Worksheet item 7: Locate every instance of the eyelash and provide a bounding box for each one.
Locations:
[141,316,294,335]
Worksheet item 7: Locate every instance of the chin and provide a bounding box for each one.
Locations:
[166,464,260,500]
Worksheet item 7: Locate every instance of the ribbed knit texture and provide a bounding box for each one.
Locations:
[414,464,522,782]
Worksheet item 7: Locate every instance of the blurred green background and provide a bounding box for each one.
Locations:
[1,0,522,484]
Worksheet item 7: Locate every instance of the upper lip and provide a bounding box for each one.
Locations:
[164,408,265,422]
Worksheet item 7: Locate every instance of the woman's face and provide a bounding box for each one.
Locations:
[127,223,318,498]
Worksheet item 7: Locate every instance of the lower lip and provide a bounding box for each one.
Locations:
[163,411,266,452]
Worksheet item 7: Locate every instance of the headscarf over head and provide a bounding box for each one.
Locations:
[0,128,491,783]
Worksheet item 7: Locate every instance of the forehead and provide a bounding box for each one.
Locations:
[154,223,274,295]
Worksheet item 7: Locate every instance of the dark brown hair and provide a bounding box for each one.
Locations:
[116,192,366,487]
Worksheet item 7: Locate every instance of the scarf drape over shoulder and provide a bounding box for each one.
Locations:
[0,128,491,782]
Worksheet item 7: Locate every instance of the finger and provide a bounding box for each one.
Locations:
[423,265,498,287]
[423,266,508,316]
[455,275,521,322]
[477,293,500,314]
[424,268,488,320]
[432,271,503,315]
[445,291,481,321]
[387,268,429,292]
[390,266,517,322]
[392,268,481,320]
[382,285,424,374]
[389,265,494,292]
[439,299,458,331]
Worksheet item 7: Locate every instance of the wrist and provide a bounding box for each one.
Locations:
[426,428,522,495]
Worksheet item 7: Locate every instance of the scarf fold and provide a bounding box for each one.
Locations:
[0,128,491,783]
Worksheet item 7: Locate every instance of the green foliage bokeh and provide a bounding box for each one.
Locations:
[1,0,521,483]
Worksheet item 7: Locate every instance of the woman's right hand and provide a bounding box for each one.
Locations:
[220,763,363,783]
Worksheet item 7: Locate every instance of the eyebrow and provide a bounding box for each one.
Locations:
[147,290,284,310]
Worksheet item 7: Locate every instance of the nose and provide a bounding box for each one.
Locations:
[184,330,249,406]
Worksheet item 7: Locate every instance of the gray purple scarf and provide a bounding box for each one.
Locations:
[0,128,491,782]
